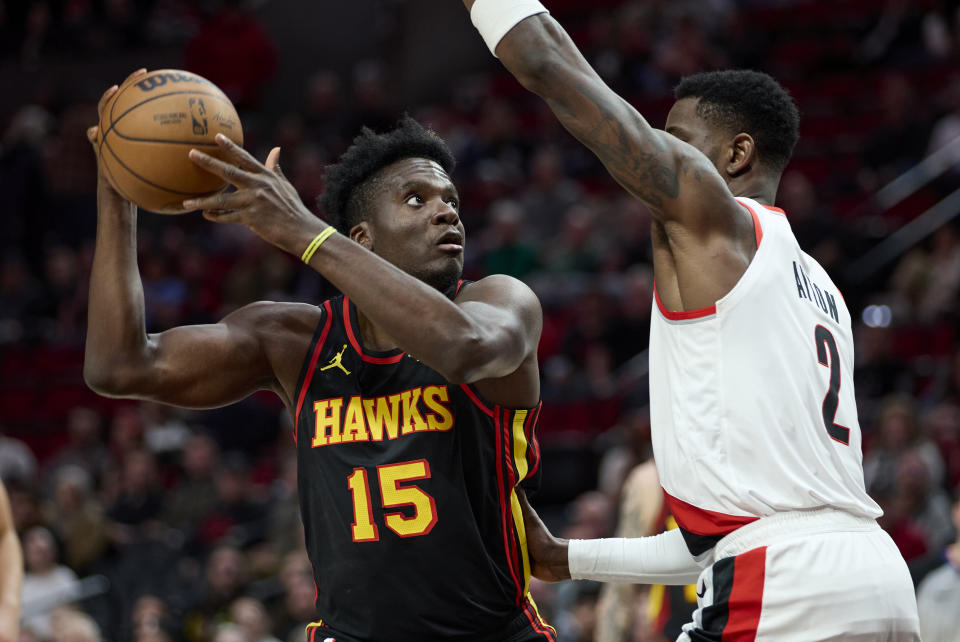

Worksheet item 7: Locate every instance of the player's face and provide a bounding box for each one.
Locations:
[358,157,465,296]
[665,97,728,175]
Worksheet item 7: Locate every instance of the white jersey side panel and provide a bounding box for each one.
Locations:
[649,198,880,546]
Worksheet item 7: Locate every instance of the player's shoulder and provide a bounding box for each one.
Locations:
[458,274,539,305]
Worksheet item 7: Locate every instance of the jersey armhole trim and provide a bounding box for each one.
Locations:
[293,300,334,443]
[459,383,496,417]
[653,282,718,321]
[738,201,764,248]
[342,297,405,364]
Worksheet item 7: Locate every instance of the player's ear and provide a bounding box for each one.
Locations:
[350,221,373,250]
[726,132,756,177]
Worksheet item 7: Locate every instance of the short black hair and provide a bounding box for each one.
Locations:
[675,70,799,174]
[319,116,456,234]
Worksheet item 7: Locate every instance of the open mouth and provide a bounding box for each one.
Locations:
[436,231,464,253]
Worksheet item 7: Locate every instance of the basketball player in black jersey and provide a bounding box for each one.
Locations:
[84,70,555,641]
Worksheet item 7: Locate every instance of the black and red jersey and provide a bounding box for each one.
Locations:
[291,294,551,641]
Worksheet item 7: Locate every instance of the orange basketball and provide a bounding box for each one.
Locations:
[98,69,243,214]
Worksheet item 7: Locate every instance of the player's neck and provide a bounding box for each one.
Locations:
[356,310,400,352]
[730,174,778,207]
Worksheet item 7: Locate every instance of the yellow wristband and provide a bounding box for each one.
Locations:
[301,226,336,264]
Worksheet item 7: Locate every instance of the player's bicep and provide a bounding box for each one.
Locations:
[498,14,728,222]
[113,304,275,408]
[145,320,271,408]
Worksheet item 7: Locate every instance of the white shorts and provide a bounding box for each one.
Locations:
[677,508,920,642]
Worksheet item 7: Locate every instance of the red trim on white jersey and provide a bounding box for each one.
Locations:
[653,283,717,321]
[652,199,765,321]
[739,201,764,248]
[664,492,758,537]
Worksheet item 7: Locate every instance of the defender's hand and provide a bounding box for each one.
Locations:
[184,135,324,254]
[87,69,147,201]
[520,492,571,582]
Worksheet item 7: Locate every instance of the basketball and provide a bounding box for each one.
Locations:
[98,69,243,214]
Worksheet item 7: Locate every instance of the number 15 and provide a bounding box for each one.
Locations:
[346,459,438,542]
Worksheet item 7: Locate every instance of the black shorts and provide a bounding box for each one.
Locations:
[304,596,556,642]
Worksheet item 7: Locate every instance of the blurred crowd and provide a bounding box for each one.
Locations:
[2,0,960,640]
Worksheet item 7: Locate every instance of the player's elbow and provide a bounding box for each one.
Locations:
[511,55,562,96]
[440,333,522,385]
[83,360,140,398]
[502,20,578,96]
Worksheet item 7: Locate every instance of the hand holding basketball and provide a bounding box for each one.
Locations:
[184,136,324,256]
[88,68,243,214]
[87,68,147,201]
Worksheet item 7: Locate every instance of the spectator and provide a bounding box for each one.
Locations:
[45,406,110,488]
[0,429,36,484]
[48,606,103,642]
[916,487,960,642]
[105,450,163,546]
[864,394,945,496]
[230,597,281,642]
[183,0,277,109]
[184,544,249,642]
[45,466,107,575]
[163,432,221,545]
[20,526,80,638]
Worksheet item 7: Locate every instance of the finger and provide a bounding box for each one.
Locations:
[87,125,99,146]
[265,147,281,172]
[188,148,253,186]
[122,68,148,86]
[97,85,119,115]
[183,189,250,212]
[214,133,264,173]
[201,208,245,225]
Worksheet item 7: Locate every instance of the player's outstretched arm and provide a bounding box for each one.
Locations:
[0,482,22,642]
[463,0,737,225]
[596,462,662,641]
[520,481,704,586]
[184,138,542,389]
[83,74,313,409]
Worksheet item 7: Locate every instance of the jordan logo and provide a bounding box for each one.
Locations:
[320,344,351,375]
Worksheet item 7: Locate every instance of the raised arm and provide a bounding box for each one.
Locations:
[463,1,737,225]
[183,137,542,389]
[83,75,315,409]
[0,482,22,642]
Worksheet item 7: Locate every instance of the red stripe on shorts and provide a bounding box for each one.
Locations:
[722,546,767,641]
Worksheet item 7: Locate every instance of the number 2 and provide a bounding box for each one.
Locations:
[346,459,438,542]
[814,325,850,445]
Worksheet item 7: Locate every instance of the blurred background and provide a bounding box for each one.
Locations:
[1,0,959,640]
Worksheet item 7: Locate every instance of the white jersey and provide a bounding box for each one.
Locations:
[649,197,881,555]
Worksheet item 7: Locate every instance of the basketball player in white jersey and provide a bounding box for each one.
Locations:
[462,1,921,639]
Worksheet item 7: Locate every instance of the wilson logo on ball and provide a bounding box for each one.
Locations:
[135,72,210,92]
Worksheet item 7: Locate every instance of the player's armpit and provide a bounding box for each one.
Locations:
[84,301,316,409]
[489,13,732,224]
